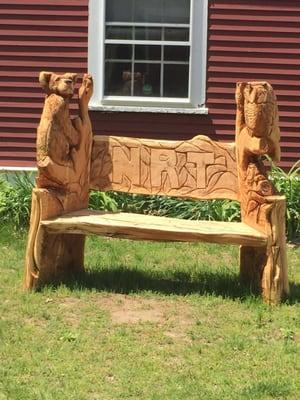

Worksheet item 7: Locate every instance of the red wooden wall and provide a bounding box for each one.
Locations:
[0,0,299,169]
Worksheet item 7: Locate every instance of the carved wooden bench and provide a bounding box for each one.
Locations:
[24,73,289,304]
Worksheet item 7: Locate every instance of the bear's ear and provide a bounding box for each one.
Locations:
[69,73,77,83]
[39,71,53,93]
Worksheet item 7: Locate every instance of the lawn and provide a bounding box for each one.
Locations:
[0,224,299,400]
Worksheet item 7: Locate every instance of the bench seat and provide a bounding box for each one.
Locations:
[41,209,268,247]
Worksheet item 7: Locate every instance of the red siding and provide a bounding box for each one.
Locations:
[207,0,300,168]
[0,0,88,167]
[0,0,299,168]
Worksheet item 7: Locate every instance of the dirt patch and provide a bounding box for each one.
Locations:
[57,297,83,327]
[99,294,195,341]
[57,294,196,341]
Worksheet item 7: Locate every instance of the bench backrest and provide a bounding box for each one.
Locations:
[90,135,238,201]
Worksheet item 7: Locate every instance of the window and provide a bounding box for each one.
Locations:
[88,0,208,113]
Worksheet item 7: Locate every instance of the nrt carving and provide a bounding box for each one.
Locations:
[90,135,238,200]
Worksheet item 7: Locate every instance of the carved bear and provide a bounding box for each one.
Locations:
[36,72,93,193]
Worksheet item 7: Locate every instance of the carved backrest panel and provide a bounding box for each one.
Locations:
[90,135,238,200]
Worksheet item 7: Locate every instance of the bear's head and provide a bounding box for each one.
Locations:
[39,71,77,99]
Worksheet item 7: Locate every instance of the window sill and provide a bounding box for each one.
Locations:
[88,104,209,114]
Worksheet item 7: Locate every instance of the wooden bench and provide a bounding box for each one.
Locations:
[24,73,289,304]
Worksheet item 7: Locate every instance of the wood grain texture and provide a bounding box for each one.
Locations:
[41,210,268,247]
[90,135,238,200]
[24,72,289,304]
[24,72,93,289]
[236,81,289,303]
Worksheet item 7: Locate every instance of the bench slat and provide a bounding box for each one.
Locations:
[41,210,267,247]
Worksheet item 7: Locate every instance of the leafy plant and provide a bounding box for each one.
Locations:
[108,193,241,223]
[0,172,34,228]
[268,159,300,240]
[89,190,118,212]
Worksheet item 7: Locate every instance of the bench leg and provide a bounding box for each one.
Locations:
[239,198,289,304]
[24,189,85,289]
[239,246,265,293]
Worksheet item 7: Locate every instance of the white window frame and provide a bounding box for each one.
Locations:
[88,0,208,114]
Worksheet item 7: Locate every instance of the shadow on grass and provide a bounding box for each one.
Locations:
[51,265,300,304]
[55,266,259,302]
[42,265,300,303]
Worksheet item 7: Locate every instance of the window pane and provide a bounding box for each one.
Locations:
[105,62,132,96]
[164,46,189,62]
[105,44,132,60]
[164,65,189,97]
[135,27,161,41]
[135,45,161,61]
[134,0,162,23]
[163,0,190,24]
[106,0,133,22]
[164,28,189,42]
[106,26,132,40]
[134,63,160,97]
[106,0,190,24]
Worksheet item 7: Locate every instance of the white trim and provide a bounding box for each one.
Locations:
[105,39,190,46]
[89,104,208,114]
[88,0,207,111]
[105,59,189,65]
[90,96,196,109]
[88,0,105,105]
[190,0,208,107]
[101,96,191,104]
[0,166,37,172]
[106,22,190,28]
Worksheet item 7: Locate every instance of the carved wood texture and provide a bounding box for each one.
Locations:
[24,72,93,288]
[41,209,268,247]
[90,135,238,200]
[24,71,288,304]
[236,81,289,303]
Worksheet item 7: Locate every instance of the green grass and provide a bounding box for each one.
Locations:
[0,224,300,400]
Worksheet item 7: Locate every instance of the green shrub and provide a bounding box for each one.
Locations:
[89,190,118,212]
[0,172,34,228]
[109,192,241,222]
[268,159,300,240]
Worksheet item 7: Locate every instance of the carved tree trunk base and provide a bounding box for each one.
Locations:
[239,197,289,304]
[240,246,265,293]
[24,188,85,289]
[261,197,289,304]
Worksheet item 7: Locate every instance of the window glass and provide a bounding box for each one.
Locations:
[134,64,161,96]
[135,27,162,41]
[164,46,190,62]
[105,62,132,95]
[105,44,132,60]
[135,45,161,61]
[164,65,189,97]
[106,0,190,24]
[106,0,133,22]
[164,28,189,42]
[105,0,191,98]
[106,26,132,40]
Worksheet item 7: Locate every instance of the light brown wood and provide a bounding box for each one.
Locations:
[235,81,289,303]
[24,72,93,288]
[41,210,268,247]
[90,135,238,200]
[24,72,289,304]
